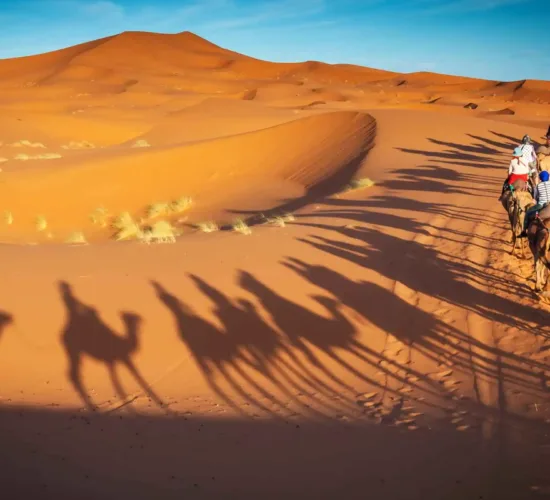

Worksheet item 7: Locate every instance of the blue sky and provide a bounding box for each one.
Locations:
[0,0,548,81]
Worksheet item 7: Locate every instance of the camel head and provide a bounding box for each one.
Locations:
[0,311,13,334]
[238,270,263,294]
[119,311,142,353]
[312,294,341,312]
[236,298,255,313]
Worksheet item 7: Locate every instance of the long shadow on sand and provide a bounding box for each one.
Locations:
[152,276,436,420]
[59,281,168,413]
[0,311,12,341]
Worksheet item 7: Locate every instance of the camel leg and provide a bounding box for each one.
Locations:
[535,257,543,292]
[520,237,526,260]
[511,233,518,256]
[108,363,137,414]
[67,350,96,411]
[217,363,281,418]
[123,358,170,412]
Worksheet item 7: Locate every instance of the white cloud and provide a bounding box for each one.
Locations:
[415,0,534,14]
[80,0,125,18]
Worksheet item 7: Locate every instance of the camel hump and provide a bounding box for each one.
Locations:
[516,191,534,207]
[0,311,12,325]
[120,311,141,324]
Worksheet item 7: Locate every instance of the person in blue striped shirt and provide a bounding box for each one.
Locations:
[520,170,550,237]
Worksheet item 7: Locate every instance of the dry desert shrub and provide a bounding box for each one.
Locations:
[131,139,151,148]
[139,220,177,244]
[146,202,172,219]
[10,140,46,148]
[65,231,88,244]
[14,153,62,161]
[262,212,295,227]
[196,221,219,233]
[35,215,47,232]
[89,206,110,227]
[170,196,193,213]
[62,141,95,150]
[147,197,193,219]
[111,211,142,241]
[232,218,252,235]
[346,177,375,191]
[4,210,13,225]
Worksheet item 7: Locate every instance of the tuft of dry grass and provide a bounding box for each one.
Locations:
[196,221,219,233]
[140,220,176,244]
[263,212,295,227]
[65,231,88,244]
[14,153,62,161]
[35,215,47,232]
[146,197,193,219]
[61,141,95,150]
[146,202,172,219]
[232,218,252,235]
[169,196,193,214]
[346,177,375,191]
[10,140,46,148]
[89,206,110,227]
[111,212,142,241]
[4,210,13,225]
[131,139,151,148]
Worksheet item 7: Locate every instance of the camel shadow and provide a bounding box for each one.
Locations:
[59,281,167,413]
[152,279,289,417]
[153,278,359,418]
[282,259,544,396]
[0,311,13,342]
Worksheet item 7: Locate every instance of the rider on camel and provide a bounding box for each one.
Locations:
[519,170,550,237]
[499,146,532,201]
[519,134,537,170]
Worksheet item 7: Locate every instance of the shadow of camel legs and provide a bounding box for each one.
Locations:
[58,281,168,413]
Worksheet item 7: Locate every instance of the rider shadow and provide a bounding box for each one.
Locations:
[59,281,167,413]
[293,230,548,388]
[152,280,286,418]
[282,259,544,403]
[396,131,516,174]
[428,137,505,157]
[237,270,434,400]
[298,227,546,333]
[153,278,355,418]
[488,131,524,149]
[0,311,13,341]
[193,275,362,415]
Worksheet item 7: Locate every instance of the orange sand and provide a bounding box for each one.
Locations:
[0,31,549,499]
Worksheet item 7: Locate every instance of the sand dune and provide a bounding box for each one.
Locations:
[0,110,375,243]
[0,30,549,500]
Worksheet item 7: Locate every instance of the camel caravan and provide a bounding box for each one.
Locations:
[499,126,550,295]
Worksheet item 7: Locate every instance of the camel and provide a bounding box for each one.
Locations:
[526,205,550,294]
[59,281,167,412]
[500,179,534,258]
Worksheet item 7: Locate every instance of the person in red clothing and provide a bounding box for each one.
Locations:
[499,146,532,200]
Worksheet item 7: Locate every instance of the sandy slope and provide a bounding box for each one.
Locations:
[0,31,549,499]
